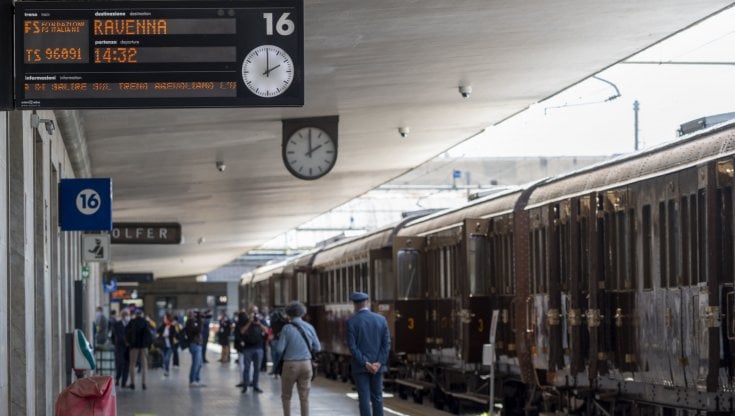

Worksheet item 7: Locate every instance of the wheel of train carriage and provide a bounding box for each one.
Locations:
[398,385,408,400]
[412,389,423,404]
[447,396,460,415]
[431,388,445,410]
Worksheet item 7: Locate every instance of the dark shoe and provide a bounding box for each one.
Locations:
[241,387,247,394]
[235,382,243,387]
[142,384,146,390]
[129,384,135,390]
[253,387,263,393]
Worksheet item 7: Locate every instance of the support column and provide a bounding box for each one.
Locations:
[0,111,10,416]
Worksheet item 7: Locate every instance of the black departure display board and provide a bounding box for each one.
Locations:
[14,0,304,109]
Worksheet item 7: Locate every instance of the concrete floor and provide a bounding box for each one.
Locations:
[115,345,456,416]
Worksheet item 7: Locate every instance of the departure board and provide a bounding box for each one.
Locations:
[14,0,303,109]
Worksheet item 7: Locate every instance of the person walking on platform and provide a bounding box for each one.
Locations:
[239,306,268,393]
[346,292,391,416]
[201,310,212,363]
[218,311,232,363]
[274,301,321,416]
[185,310,204,386]
[111,309,130,387]
[156,312,178,377]
[171,315,182,368]
[125,309,153,390]
[94,306,109,347]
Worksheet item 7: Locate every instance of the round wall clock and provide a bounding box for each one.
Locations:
[282,126,337,180]
[241,45,294,98]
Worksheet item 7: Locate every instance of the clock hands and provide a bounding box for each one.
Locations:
[305,129,327,158]
[261,49,282,77]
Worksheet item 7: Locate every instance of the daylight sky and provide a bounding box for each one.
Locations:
[448,6,735,158]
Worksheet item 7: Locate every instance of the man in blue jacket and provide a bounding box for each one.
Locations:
[347,291,391,416]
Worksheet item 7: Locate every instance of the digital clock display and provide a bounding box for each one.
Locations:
[14,0,304,109]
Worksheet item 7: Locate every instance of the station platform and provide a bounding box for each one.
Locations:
[116,345,455,416]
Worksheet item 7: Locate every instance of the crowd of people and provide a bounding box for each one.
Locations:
[93,292,390,416]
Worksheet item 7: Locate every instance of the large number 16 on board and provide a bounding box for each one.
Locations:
[263,13,295,36]
[76,189,101,215]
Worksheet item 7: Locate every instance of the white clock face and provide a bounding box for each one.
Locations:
[241,45,294,98]
[283,127,337,180]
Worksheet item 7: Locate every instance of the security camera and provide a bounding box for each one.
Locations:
[459,85,472,98]
[398,127,410,138]
[216,161,226,172]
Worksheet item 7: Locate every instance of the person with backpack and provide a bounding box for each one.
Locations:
[268,308,288,376]
[125,309,153,390]
[238,305,268,393]
[274,301,321,416]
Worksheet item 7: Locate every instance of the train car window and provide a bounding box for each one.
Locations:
[697,190,706,284]
[596,216,607,290]
[559,223,570,292]
[626,209,636,290]
[438,248,446,297]
[614,211,626,290]
[719,187,734,285]
[680,197,691,287]
[540,228,547,293]
[361,263,369,293]
[658,202,668,288]
[579,217,589,293]
[605,212,617,290]
[441,246,454,298]
[507,234,516,294]
[468,234,488,295]
[530,229,546,294]
[322,272,329,304]
[374,258,394,301]
[487,234,497,294]
[340,268,345,303]
[689,194,699,286]
[447,245,456,298]
[348,265,354,300]
[274,279,283,306]
[397,248,422,299]
[642,205,653,290]
[668,199,680,287]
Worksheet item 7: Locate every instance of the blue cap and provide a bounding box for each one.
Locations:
[350,292,369,302]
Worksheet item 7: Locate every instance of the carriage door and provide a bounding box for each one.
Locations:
[604,189,638,373]
[370,248,394,331]
[715,160,734,388]
[568,197,590,376]
[491,216,516,359]
[425,233,457,354]
[675,167,705,387]
[393,236,427,354]
[463,219,491,363]
[528,207,550,372]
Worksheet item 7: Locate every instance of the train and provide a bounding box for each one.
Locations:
[240,118,735,415]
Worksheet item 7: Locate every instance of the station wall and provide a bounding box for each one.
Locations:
[0,110,104,416]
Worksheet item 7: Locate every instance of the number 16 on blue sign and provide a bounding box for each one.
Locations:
[60,178,112,231]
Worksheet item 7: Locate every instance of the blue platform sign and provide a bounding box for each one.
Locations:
[59,178,112,231]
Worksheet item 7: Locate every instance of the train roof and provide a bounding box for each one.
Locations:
[526,118,735,208]
[311,225,396,267]
[395,187,525,237]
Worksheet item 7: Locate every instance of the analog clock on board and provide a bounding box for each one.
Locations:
[241,45,294,98]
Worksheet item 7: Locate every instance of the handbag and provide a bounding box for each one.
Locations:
[153,335,166,349]
[273,358,284,375]
[291,323,318,380]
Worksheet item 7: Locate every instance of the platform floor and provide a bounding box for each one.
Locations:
[116,345,456,416]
